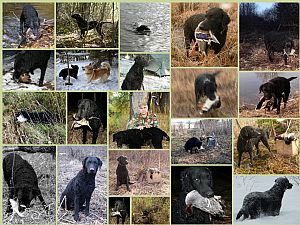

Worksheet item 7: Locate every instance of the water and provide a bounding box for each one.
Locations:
[239,72,299,105]
[3,3,54,48]
[120,3,170,52]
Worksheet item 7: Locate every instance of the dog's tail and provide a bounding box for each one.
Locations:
[236,207,249,220]
[287,77,297,82]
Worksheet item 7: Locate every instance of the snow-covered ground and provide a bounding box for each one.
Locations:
[2,55,54,91]
[120,58,170,90]
[234,176,299,224]
[56,59,118,91]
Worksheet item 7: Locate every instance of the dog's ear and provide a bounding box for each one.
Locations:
[96,157,102,168]
[259,84,263,93]
[82,157,88,170]
[205,167,213,187]
[222,11,230,31]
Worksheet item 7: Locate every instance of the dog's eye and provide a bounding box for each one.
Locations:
[195,178,199,181]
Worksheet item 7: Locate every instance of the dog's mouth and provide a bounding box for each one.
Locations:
[195,30,220,45]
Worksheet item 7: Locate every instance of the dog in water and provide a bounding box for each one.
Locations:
[85,62,111,83]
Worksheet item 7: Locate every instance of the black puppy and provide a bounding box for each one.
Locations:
[184,7,230,57]
[112,200,127,224]
[15,110,58,124]
[115,156,132,192]
[71,14,111,39]
[60,157,102,222]
[256,76,297,114]
[59,65,79,80]
[121,55,150,90]
[236,177,293,220]
[194,71,221,113]
[20,5,40,41]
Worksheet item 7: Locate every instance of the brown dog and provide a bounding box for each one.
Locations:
[86,62,111,83]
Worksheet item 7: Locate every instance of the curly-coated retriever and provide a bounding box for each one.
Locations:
[184,7,230,57]
[172,167,214,224]
[236,177,293,220]
[60,156,102,222]
[264,31,295,65]
[112,127,169,149]
[121,55,150,90]
[71,14,111,39]
[256,76,297,114]
[112,200,127,224]
[20,5,40,41]
[3,153,48,213]
[73,99,106,144]
[237,126,272,167]
[59,65,79,80]
[195,71,221,113]
[184,137,203,154]
[115,156,132,192]
[13,50,51,86]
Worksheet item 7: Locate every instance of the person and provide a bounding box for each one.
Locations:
[127,102,159,130]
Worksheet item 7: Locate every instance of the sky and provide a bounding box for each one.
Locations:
[256,3,275,14]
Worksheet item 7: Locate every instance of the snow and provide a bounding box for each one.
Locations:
[234,176,299,224]
[2,55,54,91]
[119,58,170,90]
[56,59,118,91]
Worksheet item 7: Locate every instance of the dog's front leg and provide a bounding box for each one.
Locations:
[74,196,80,221]
[126,177,131,192]
[84,193,92,216]
[276,97,282,114]
[82,127,88,144]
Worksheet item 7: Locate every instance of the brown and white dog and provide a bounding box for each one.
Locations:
[85,62,111,83]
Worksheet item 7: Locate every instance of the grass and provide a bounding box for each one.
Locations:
[58,146,107,224]
[109,150,170,196]
[171,3,238,67]
[2,151,56,224]
[171,68,238,118]
[3,92,66,144]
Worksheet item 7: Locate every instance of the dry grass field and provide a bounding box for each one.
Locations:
[172,68,238,118]
[171,3,238,67]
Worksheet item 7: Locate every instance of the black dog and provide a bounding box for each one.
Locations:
[60,157,102,222]
[20,5,40,41]
[184,7,230,57]
[15,110,59,124]
[184,137,203,154]
[194,71,221,113]
[172,167,214,224]
[121,55,150,90]
[256,76,297,114]
[13,50,51,86]
[236,177,293,220]
[71,14,111,39]
[112,200,127,224]
[73,99,106,144]
[264,31,295,65]
[237,126,272,167]
[115,156,132,192]
[112,127,170,149]
[3,153,48,213]
[59,65,79,80]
